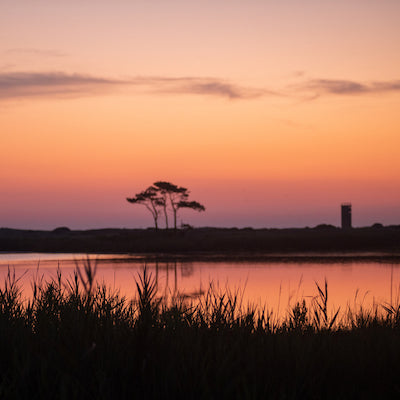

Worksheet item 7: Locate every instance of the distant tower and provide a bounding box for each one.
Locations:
[341,203,352,229]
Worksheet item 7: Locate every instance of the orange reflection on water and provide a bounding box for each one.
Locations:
[1,255,400,320]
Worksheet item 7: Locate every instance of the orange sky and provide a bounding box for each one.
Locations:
[1,1,400,229]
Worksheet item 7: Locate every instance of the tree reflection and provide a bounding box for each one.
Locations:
[153,261,200,299]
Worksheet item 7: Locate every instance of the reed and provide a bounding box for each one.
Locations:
[1,262,400,399]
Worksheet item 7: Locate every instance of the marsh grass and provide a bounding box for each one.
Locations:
[1,261,400,399]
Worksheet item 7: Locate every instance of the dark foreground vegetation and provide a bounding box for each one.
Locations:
[1,225,400,255]
[1,262,400,399]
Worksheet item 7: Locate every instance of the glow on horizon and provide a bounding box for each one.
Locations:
[1,1,400,229]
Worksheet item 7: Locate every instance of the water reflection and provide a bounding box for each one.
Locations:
[153,261,201,299]
[1,254,400,319]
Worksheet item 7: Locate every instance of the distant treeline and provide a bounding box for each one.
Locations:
[1,225,400,254]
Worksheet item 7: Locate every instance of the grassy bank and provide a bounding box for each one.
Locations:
[1,262,400,399]
[1,225,400,254]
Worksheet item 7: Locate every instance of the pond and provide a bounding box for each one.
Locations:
[1,253,400,319]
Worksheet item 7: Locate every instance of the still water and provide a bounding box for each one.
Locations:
[1,253,400,318]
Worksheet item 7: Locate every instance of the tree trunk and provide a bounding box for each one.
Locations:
[173,208,177,230]
[168,193,178,230]
[163,204,169,229]
[149,200,159,230]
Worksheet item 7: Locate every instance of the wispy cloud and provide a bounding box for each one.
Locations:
[0,63,17,71]
[0,72,125,99]
[299,78,400,98]
[0,71,274,101]
[6,48,67,58]
[3,71,398,103]
[128,76,272,99]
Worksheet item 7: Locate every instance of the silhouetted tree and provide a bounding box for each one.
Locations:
[153,181,205,229]
[153,182,170,229]
[127,186,163,230]
[153,181,186,230]
[178,200,206,213]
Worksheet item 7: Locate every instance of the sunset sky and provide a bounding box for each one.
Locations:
[1,0,400,229]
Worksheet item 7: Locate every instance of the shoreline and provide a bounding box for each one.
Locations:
[2,250,400,264]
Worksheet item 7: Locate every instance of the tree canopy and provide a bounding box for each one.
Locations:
[127,181,205,229]
[127,186,164,230]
